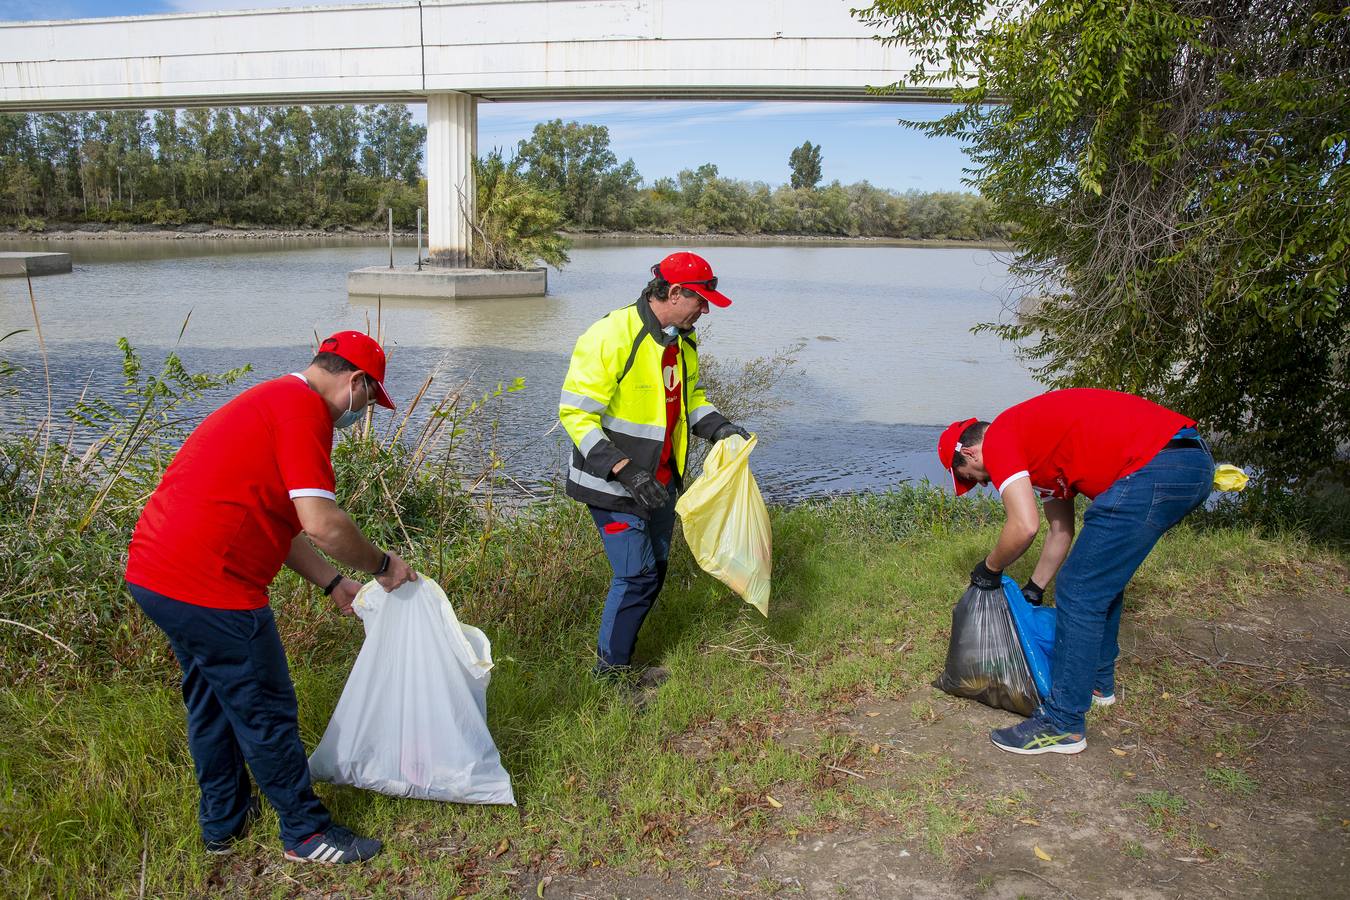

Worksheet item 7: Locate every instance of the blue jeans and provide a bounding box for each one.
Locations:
[1041,430,1213,733]
[128,583,332,847]
[589,487,677,669]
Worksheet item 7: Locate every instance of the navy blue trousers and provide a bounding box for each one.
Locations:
[128,583,331,848]
[588,487,677,670]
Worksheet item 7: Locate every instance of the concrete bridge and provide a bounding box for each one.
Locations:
[0,0,943,272]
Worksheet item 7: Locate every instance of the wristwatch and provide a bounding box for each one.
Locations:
[374,552,391,576]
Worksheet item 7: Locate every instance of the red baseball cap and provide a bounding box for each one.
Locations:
[937,417,979,496]
[655,252,732,308]
[318,331,394,409]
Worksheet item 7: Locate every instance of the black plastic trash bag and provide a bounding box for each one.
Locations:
[933,583,1040,717]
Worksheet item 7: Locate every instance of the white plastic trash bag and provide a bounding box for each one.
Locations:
[308,576,516,805]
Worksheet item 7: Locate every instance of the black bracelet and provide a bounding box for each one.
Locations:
[322,574,343,596]
[374,552,390,576]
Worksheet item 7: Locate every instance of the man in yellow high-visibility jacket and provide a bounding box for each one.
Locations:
[560,251,750,681]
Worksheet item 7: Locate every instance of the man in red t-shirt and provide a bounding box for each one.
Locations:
[126,331,415,864]
[937,389,1213,756]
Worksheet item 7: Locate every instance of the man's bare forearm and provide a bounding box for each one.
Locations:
[293,497,384,573]
[1031,498,1075,586]
[283,534,341,587]
[1031,530,1072,586]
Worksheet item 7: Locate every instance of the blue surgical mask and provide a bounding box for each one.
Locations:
[662,324,680,339]
[335,379,363,430]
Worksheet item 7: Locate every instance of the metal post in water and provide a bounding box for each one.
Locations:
[388,208,394,269]
[416,208,423,271]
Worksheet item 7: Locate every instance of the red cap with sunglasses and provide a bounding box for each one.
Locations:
[654,252,733,308]
[319,331,395,409]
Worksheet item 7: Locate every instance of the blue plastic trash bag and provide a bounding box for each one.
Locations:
[1001,576,1056,704]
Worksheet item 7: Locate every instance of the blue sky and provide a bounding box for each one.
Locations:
[0,0,977,193]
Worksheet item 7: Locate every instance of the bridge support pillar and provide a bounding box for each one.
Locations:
[426,91,477,267]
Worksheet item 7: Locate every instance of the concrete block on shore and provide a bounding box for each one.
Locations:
[347,265,546,299]
[0,251,72,277]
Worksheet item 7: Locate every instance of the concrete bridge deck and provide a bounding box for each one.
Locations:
[0,0,943,292]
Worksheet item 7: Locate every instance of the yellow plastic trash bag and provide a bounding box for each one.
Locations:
[676,433,771,617]
[1213,464,1249,492]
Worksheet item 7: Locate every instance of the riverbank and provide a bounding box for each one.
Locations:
[0,224,409,242]
[3,492,1346,899]
[0,224,1011,250]
[1,339,1344,896]
[570,230,1012,250]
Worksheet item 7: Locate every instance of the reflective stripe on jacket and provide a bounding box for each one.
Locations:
[559,298,729,516]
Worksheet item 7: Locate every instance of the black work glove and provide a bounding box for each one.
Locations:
[712,422,751,443]
[1021,579,1046,606]
[969,559,1003,591]
[614,464,669,513]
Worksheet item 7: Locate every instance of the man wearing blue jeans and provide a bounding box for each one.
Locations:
[937,388,1214,755]
[560,252,750,685]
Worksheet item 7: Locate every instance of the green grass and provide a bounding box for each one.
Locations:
[1126,790,1220,858]
[1204,767,1259,796]
[1,341,1344,896]
[5,497,1342,897]
[0,490,983,897]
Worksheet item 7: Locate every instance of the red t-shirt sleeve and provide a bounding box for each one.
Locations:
[275,411,336,500]
[980,425,1031,494]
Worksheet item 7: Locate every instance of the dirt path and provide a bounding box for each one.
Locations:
[545,591,1350,900]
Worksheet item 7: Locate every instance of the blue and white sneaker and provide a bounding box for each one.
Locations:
[991,716,1086,755]
[284,825,382,864]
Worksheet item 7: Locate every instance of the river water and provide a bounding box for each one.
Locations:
[0,237,1041,499]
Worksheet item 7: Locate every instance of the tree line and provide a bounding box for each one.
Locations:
[502,119,1007,240]
[0,107,1008,242]
[0,106,426,230]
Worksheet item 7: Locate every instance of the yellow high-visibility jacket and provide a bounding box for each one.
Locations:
[560,298,729,516]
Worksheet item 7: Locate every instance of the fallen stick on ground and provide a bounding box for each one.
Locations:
[1006,868,1081,900]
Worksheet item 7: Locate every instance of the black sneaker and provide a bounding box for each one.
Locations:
[284,826,382,864]
[205,837,238,856]
[204,795,261,856]
[636,665,670,688]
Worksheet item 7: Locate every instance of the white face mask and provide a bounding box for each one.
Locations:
[335,378,364,429]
